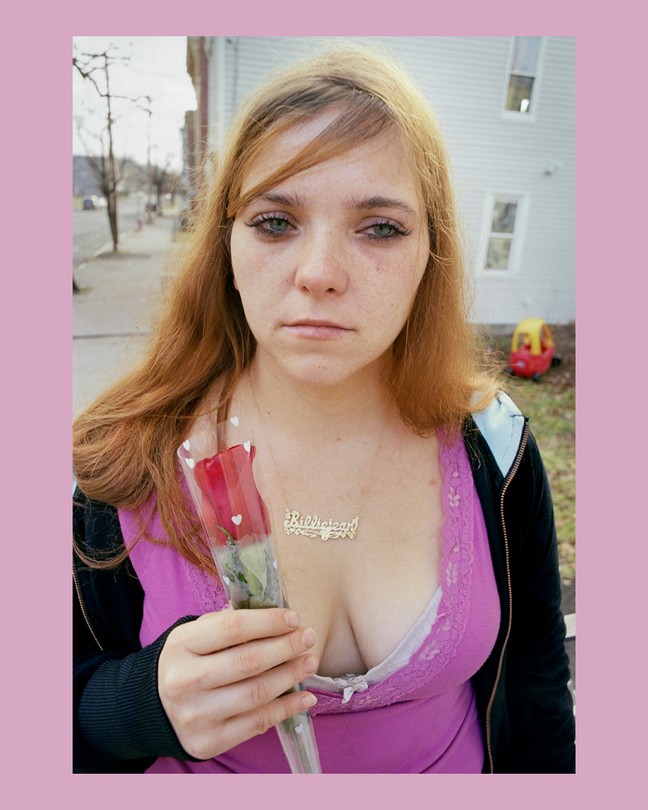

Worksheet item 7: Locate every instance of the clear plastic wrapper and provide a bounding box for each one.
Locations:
[177,417,322,774]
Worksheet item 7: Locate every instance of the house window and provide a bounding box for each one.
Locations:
[504,37,543,115]
[481,194,528,273]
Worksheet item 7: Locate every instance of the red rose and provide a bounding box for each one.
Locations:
[194,444,270,546]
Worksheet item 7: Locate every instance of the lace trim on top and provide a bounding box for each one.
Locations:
[183,554,230,614]
[305,428,478,714]
[305,588,442,703]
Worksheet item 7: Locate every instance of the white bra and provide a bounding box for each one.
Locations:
[304,586,442,703]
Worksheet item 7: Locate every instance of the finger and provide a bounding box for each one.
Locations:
[213,680,319,758]
[191,626,317,690]
[182,608,301,655]
[210,651,319,722]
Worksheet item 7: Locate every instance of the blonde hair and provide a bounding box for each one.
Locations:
[73,42,497,570]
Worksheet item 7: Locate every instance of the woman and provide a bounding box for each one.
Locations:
[73,43,575,773]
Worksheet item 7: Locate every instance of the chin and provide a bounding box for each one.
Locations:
[282,354,386,390]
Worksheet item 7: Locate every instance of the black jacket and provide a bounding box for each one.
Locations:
[73,393,575,773]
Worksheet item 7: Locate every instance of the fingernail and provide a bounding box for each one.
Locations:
[302,627,316,648]
[285,610,299,628]
[301,693,318,710]
[303,655,318,674]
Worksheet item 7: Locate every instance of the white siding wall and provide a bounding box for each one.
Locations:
[207,36,575,325]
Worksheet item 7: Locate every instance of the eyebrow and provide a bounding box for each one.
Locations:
[352,195,418,218]
[249,191,417,218]
[252,192,305,207]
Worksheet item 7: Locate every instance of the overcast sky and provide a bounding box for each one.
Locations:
[72,36,197,173]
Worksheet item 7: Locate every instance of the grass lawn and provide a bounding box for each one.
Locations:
[482,324,575,584]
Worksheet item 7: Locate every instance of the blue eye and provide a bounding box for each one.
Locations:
[371,223,397,237]
[250,214,293,236]
[365,221,409,240]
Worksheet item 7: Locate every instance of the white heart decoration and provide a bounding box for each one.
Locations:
[182,440,191,450]
[243,441,251,454]
[231,514,243,526]
[185,458,195,469]
[223,576,230,585]
[294,724,304,734]
[230,416,240,427]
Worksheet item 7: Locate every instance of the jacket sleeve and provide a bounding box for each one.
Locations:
[503,431,575,773]
[73,489,200,772]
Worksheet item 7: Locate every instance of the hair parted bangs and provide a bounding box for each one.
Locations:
[226,96,395,220]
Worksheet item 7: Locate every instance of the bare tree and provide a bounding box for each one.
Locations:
[73,47,131,252]
[150,155,182,215]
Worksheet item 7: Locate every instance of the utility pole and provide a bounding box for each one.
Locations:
[143,96,154,223]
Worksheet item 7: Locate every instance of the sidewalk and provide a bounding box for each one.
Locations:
[73,213,181,414]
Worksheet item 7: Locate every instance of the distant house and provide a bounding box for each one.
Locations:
[73,155,103,198]
[73,154,151,199]
[186,36,575,326]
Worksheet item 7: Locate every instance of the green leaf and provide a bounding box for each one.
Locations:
[239,542,269,598]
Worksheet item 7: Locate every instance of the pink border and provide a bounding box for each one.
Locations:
[8,4,640,805]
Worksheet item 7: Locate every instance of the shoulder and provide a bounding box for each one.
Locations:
[470,390,527,478]
[73,486,145,653]
[73,486,124,555]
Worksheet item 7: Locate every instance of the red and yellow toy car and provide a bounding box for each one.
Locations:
[506,318,561,382]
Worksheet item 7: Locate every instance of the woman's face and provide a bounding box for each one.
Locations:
[229,113,430,390]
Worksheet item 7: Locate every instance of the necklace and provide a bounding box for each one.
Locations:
[248,377,390,542]
[283,509,360,541]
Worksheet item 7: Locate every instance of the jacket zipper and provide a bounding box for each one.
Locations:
[484,419,529,773]
[73,556,104,652]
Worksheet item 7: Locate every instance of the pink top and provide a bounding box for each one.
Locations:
[121,430,500,773]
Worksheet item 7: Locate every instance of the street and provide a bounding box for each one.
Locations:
[73,197,142,266]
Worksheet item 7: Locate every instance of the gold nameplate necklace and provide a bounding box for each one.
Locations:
[283,509,360,541]
[249,380,388,542]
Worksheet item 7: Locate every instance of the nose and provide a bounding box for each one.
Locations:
[293,229,348,295]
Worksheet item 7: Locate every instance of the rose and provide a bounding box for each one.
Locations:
[194,444,270,546]
[178,436,322,771]
[190,443,277,607]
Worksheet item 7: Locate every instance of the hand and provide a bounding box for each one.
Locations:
[158,608,318,760]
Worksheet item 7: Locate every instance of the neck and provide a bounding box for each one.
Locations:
[234,354,404,536]
[243,354,397,444]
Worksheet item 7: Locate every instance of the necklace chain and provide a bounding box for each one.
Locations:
[247,377,389,541]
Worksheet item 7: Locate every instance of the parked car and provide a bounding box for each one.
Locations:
[506,317,561,382]
[82,195,107,210]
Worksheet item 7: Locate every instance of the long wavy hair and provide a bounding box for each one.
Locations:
[73,42,498,570]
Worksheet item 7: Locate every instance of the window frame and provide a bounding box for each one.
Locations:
[501,36,546,122]
[476,192,530,276]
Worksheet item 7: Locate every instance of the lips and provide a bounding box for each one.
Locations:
[283,319,352,339]
[287,319,350,329]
